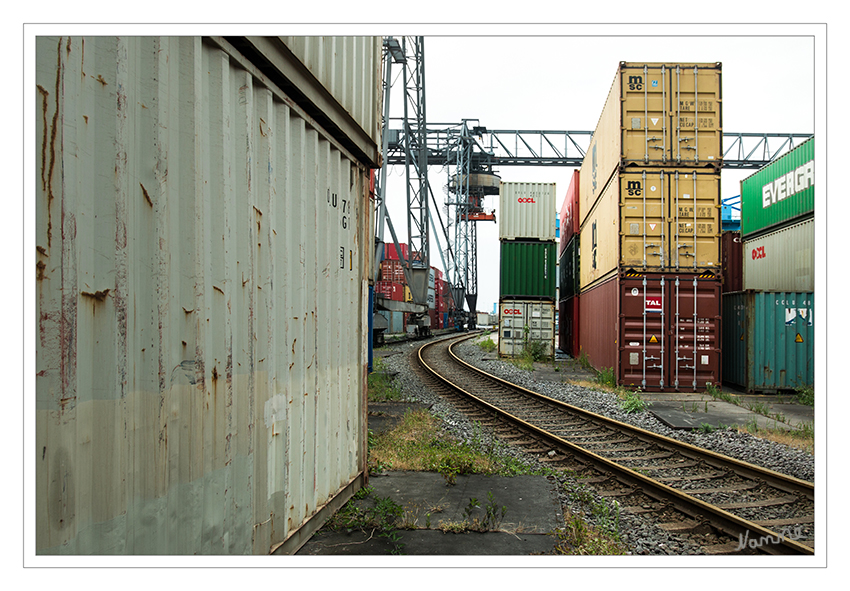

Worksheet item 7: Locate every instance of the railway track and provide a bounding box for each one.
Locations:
[414,332,815,556]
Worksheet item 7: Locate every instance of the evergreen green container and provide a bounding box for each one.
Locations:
[722,291,814,393]
[500,240,557,299]
[740,137,814,239]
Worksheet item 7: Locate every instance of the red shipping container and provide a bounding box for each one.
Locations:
[721,231,743,293]
[375,281,404,301]
[559,170,580,255]
[380,260,405,283]
[384,243,409,261]
[579,271,721,392]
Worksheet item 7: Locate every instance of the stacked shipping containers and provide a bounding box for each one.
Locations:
[376,244,452,333]
[499,182,557,358]
[559,171,581,356]
[723,137,814,392]
[576,62,723,391]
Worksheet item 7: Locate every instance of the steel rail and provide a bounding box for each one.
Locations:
[416,333,814,556]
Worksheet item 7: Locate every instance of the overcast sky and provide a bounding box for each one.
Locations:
[381,31,818,313]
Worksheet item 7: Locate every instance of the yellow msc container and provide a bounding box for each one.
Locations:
[579,62,722,225]
[579,167,720,291]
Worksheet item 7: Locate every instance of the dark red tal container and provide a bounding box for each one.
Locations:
[721,231,743,293]
[618,271,722,392]
[579,271,722,392]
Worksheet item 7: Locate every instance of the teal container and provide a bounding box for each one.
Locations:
[500,240,557,299]
[722,291,814,392]
[740,137,814,239]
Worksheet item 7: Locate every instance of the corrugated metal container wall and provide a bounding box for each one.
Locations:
[499,182,557,241]
[721,231,744,293]
[229,36,383,168]
[579,168,720,290]
[722,291,814,392]
[559,170,580,254]
[579,62,722,226]
[577,277,619,372]
[740,137,814,239]
[618,272,722,392]
[499,299,556,359]
[500,241,557,299]
[35,36,376,555]
[743,217,814,293]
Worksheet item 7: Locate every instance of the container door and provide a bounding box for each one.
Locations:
[620,169,667,269]
[621,64,669,164]
[619,275,667,390]
[670,64,722,166]
[668,274,722,391]
[670,169,721,270]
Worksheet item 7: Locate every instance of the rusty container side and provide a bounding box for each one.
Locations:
[35,36,376,556]
[577,276,620,374]
[721,231,744,293]
[618,271,722,392]
[230,36,383,168]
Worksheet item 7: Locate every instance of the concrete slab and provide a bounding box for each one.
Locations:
[367,472,563,533]
[296,472,563,556]
[297,528,557,556]
[645,393,814,432]
[368,402,432,434]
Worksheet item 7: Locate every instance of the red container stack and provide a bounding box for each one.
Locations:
[375,281,404,301]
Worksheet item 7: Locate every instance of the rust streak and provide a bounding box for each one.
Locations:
[140,183,153,207]
[96,74,108,86]
[81,289,110,301]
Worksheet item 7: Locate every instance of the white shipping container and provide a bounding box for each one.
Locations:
[499,182,557,241]
[235,36,383,167]
[498,299,556,359]
[35,36,376,555]
[743,217,814,292]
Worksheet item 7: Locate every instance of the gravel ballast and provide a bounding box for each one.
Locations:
[375,335,815,555]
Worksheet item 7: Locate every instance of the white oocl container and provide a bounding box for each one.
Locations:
[499,182,557,241]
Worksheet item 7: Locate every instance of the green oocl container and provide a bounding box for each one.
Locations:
[722,291,814,393]
[740,137,814,239]
[500,240,557,299]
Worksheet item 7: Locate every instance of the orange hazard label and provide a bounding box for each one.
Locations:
[649,335,658,344]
